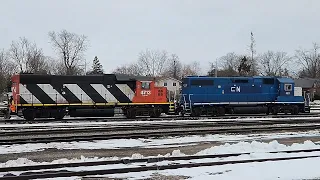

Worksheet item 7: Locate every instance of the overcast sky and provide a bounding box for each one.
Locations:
[1,0,320,74]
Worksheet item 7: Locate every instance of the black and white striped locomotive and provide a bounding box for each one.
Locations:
[9,73,175,120]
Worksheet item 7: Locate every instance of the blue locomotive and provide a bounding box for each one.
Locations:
[179,76,310,116]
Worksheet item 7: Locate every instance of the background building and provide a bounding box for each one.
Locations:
[155,77,181,101]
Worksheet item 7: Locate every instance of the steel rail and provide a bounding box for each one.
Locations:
[2,118,320,136]
[2,113,319,124]
[1,124,320,145]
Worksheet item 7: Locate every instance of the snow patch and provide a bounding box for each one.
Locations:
[0,130,320,154]
[1,140,320,168]
[2,140,320,179]
[196,140,318,155]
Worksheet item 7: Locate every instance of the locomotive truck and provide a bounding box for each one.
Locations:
[9,73,175,121]
[178,76,311,116]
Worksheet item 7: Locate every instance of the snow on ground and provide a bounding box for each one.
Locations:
[106,156,320,180]
[0,130,320,154]
[2,140,320,179]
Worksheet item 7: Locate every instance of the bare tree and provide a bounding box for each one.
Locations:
[161,54,183,79]
[217,52,240,76]
[112,63,142,76]
[137,49,169,77]
[9,37,49,74]
[48,29,88,75]
[0,49,16,93]
[238,56,252,76]
[181,61,201,78]
[295,43,320,78]
[217,52,259,76]
[207,62,218,77]
[259,51,292,76]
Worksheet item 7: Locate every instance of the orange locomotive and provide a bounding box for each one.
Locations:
[9,73,175,120]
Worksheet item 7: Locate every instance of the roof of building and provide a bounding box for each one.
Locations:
[294,78,316,88]
[115,74,155,81]
[155,76,182,83]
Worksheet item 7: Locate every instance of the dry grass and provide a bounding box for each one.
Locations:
[81,172,190,180]
[142,172,191,180]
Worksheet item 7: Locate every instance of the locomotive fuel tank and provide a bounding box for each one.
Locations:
[68,108,115,117]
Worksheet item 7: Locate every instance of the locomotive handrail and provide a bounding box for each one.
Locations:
[182,94,187,110]
[188,94,193,112]
[15,93,19,112]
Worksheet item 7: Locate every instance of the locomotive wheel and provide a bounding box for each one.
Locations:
[217,107,225,116]
[150,108,162,118]
[23,109,35,121]
[191,107,201,117]
[266,107,271,115]
[210,107,218,116]
[122,109,127,116]
[292,106,299,115]
[54,109,66,120]
[271,106,278,115]
[126,109,136,119]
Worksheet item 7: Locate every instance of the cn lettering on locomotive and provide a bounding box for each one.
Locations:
[230,86,241,93]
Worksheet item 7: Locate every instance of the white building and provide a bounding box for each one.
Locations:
[155,77,181,101]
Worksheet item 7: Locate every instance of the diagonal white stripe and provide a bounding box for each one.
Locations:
[91,84,118,102]
[64,84,93,103]
[19,84,41,104]
[37,84,67,103]
[115,84,135,101]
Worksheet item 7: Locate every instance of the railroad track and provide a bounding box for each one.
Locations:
[2,114,320,132]
[2,112,319,124]
[2,117,320,135]
[1,122,320,145]
[1,148,320,179]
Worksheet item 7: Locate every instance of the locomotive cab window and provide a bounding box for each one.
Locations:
[284,84,292,91]
[263,78,275,84]
[141,82,150,89]
[233,79,248,83]
[191,80,214,86]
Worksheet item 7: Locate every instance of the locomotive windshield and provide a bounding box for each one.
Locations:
[141,81,150,89]
[285,84,292,91]
[182,78,188,87]
[191,79,214,86]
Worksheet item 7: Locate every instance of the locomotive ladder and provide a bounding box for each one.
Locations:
[182,94,192,114]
